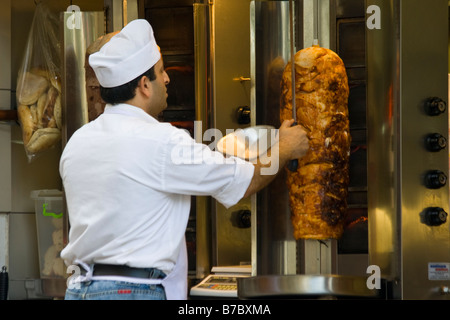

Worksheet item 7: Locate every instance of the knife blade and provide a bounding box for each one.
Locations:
[287,0,298,172]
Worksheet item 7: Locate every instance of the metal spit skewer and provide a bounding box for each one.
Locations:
[313,0,319,46]
[287,0,298,172]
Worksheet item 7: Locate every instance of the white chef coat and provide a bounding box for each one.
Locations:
[60,103,254,276]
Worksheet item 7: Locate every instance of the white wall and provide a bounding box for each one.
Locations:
[0,0,12,271]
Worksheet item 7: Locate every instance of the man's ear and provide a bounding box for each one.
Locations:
[137,76,151,98]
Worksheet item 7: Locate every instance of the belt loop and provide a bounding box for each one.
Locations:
[74,259,94,281]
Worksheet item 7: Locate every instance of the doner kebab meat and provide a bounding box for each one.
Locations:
[280,46,351,240]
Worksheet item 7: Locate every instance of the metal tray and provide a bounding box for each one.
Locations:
[237,274,385,299]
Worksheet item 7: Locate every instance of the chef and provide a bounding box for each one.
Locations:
[60,19,309,300]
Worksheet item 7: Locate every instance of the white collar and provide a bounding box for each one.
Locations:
[103,103,159,124]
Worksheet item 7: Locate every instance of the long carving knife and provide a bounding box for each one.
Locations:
[287,0,298,172]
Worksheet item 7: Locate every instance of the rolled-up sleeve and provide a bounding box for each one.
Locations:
[162,130,255,208]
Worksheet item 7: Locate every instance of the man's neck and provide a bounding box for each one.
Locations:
[123,98,152,116]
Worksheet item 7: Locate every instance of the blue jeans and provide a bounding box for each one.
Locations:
[65,269,167,300]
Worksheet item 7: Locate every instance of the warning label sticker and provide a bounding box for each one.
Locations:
[428,263,450,280]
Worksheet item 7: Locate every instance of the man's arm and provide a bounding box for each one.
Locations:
[243,119,309,198]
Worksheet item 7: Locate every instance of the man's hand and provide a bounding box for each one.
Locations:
[278,119,309,160]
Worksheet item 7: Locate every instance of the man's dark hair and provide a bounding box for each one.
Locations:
[100,66,156,105]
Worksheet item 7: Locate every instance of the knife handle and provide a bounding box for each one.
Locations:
[288,159,298,172]
[287,121,299,172]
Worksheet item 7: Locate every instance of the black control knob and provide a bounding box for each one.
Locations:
[423,207,448,226]
[425,133,447,152]
[425,97,447,116]
[236,106,251,124]
[239,210,251,228]
[231,209,251,228]
[424,170,447,189]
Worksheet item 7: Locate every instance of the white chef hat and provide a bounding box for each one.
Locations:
[89,19,161,88]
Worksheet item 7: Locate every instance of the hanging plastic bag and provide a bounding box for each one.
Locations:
[16,1,62,162]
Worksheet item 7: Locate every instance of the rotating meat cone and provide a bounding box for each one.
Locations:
[280,46,351,240]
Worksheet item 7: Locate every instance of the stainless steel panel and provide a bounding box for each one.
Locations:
[367,0,450,300]
[251,0,295,276]
[399,0,449,300]
[366,0,401,293]
[62,11,104,143]
[212,0,252,267]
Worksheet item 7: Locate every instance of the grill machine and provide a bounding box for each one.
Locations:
[236,0,450,300]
